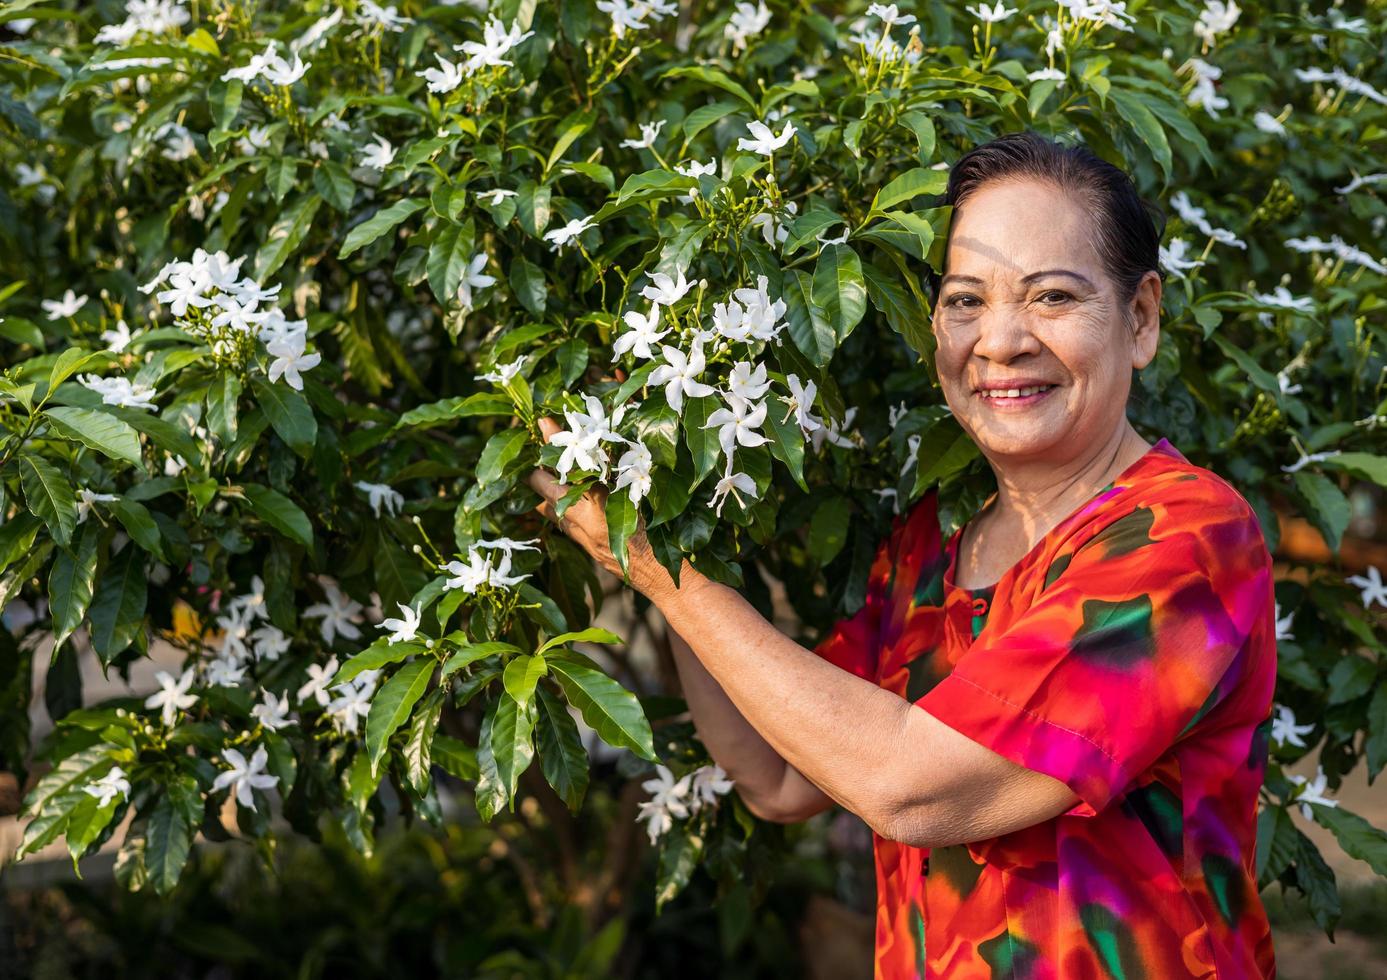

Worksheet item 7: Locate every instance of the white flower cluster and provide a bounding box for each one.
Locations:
[1287,765,1337,821]
[1193,0,1240,49]
[596,0,678,39]
[442,537,540,594]
[211,745,279,811]
[415,16,535,94]
[635,763,735,844]
[1270,703,1313,749]
[1170,191,1247,249]
[1284,235,1387,276]
[1180,58,1228,117]
[725,1,772,53]
[15,162,57,205]
[843,4,922,65]
[1295,66,1387,108]
[355,0,413,33]
[1345,565,1387,609]
[78,374,160,411]
[1057,0,1136,32]
[94,0,189,45]
[199,576,295,699]
[303,576,365,646]
[139,248,322,389]
[221,40,310,87]
[84,766,132,807]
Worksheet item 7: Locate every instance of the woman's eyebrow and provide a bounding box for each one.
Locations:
[1020,269,1095,288]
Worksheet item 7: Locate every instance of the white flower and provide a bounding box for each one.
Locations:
[77,373,159,411]
[650,343,717,414]
[717,275,788,343]
[689,764,735,809]
[443,549,493,593]
[543,214,596,252]
[456,16,534,75]
[144,668,198,727]
[1157,238,1205,278]
[1253,286,1314,312]
[1295,65,1387,108]
[456,253,497,311]
[784,374,823,434]
[42,289,88,320]
[641,269,692,306]
[968,2,1018,23]
[296,656,340,707]
[266,332,321,391]
[750,199,798,248]
[419,52,465,94]
[614,306,669,361]
[211,745,279,811]
[726,360,771,403]
[1193,0,1240,48]
[636,764,695,844]
[1270,703,1313,749]
[598,0,675,38]
[709,462,757,517]
[476,188,518,205]
[811,406,861,452]
[1287,765,1338,821]
[251,690,294,731]
[205,657,247,688]
[1169,191,1246,249]
[1334,173,1387,195]
[1284,235,1387,276]
[705,393,770,466]
[355,480,404,518]
[356,0,413,32]
[360,133,395,171]
[1253,111,1287,136]
[1276,370,1302,396]
[1180,58,1229,117]
[549,394,627,480]
[1027,67,1066,84]
[75,488,119,524]
[621,119,666,150]
[1345,565,1387,609]
[251,624,291,661]
[326,681,374,735]
[292,7,344,52]
[303,579,364,645]
[84,765,132,807]
[378,602,422,644]
[1279,448,1341,474]
[725,1,771,52]
[613,440,654,505]
[1057,0,1136,31]
[476,354,528,385]
[222,44,274,83]
[868,3,916,28]
[737,119,796,156]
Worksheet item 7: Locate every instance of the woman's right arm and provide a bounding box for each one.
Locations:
[667,627,833,823]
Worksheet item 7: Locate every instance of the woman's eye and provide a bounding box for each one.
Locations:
[1039,290,1072,304]
[946,294,979,308]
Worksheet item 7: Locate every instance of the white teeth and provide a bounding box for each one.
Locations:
[980,385,1053,399]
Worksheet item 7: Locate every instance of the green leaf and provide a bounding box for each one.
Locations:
[107,498,163,560]
[403,688,445,796]
[782,269,836,367]
[441,640,522,680]
[0,514,42,575]
[87,546,146,663]
[1322,452,1387,488]
[548,653,656,761]
[536,627,624,655]
[502,653,548,707]
[395,392,513,429]
[313,160,355,212]
[872,167,948,212]
[661,66,757,110]
[535,685,588,811]
[338,198,425,259]
[679,100,742,147]
[426,218,476,306]
[682,395,722,489]
[474,703,508,821]
[508,256,547,316]
[808,495,852,565]
[1256,805,1297,886]
[1292,471,1350,553]
[43,406,143,467]
[899,111,937,164]
[1293,826,1340,936]
[146,776,201,896]
[205,370,241,444]
[1311,805,1387,877]
[812,244,867,348]
[249,377,317,458]
[432,733,479,781]
[65,793,120,873]
[476,426,528,485]
[655,823,705,912]
[49,521,101,648]
[240,483,314,548]
[605,490,639,579]
[20,453,77,547]
[491,692,537,800]
[336,638,426,685]
[546,108,596,173]
[255,192,322,280]
[911,419,981,498]
[1109,89,1173,181]
[365,657,436,775]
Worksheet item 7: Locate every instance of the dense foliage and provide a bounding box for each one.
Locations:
[1,0,1385,944]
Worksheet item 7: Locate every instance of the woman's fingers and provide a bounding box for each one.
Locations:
[536,415,562,442]
[527,465,564,525]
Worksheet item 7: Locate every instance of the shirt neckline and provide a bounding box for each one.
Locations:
[942,437,1182,596]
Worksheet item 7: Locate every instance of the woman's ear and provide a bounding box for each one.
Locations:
[1129,270,1162,370]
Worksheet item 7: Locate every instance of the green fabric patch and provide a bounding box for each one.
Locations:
[927,843,985,899]
[1089,506,1157,559]
[1043,551,1073,591]
[1070,595,1155,667]
[905,651,947,701]
[1079,902,1141,980]
[978,929,1042,978]
[914,552,947,607]
[1121,780,1183,859]
[1203,852,1247,927]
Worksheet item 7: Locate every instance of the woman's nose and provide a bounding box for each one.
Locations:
[971,307,1042,362]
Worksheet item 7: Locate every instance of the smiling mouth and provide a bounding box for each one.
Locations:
[976,384,1057,400]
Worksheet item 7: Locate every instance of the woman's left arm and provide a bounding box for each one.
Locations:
[527,420,1079,847]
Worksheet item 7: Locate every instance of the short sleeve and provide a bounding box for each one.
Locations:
[914,484,1272,816]
[809,492,934,682]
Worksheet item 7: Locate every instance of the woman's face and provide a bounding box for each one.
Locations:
[931,178,1160,466]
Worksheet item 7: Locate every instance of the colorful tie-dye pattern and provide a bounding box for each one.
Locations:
[812,438,1277,979]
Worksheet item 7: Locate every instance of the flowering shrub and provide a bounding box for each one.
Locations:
[1,0,1385,935]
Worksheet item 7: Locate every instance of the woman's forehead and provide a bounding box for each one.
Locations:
[945,180,1104,279]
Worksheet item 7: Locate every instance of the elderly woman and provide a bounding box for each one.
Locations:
[529,131,1278,979]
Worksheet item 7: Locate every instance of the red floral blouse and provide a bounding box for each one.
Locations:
[812,438,1278,979]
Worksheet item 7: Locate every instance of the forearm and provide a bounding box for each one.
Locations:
[667,627,830,821]
[651,567,917,832]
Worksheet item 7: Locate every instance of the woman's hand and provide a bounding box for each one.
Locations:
[526,416,680,603]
